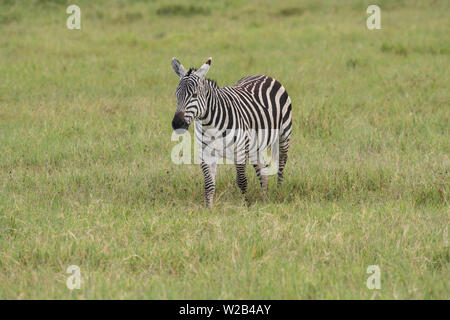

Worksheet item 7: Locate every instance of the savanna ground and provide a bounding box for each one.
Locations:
[0,0,448,299]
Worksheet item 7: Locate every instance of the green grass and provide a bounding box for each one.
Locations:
[0,0,448,299]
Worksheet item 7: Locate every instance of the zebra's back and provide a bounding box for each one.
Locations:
[232,75,291,133]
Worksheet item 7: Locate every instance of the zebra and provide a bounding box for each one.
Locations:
[171,57,292,207]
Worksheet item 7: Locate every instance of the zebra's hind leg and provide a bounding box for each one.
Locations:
[201,161,217,208]
[252,162,269,192]
[277,137,290,186]
[235,163,248,203]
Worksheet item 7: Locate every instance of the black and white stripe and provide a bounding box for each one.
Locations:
[171,57,292,207]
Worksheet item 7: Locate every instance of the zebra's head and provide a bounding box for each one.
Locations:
[171,57,212,131]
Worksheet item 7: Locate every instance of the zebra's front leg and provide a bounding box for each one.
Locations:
[201,161,217,208]
[235,163,248,203]
[252,163,269,192]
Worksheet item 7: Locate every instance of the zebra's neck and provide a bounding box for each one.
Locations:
[199,79,234,129]
[198,80,217,124]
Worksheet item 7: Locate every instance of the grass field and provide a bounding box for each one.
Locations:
[0,0,448,299]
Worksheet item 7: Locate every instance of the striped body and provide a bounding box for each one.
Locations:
[195,75,292,163]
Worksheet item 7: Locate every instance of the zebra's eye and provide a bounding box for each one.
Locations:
[192,92,198,98]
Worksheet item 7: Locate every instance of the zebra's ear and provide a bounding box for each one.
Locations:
[172,57,187,78]
[194,57,212,78]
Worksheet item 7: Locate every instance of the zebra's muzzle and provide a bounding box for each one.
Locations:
[172,112,189,130]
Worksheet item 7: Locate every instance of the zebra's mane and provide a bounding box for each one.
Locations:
[186,68,219,89]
